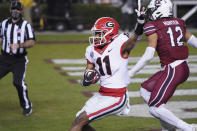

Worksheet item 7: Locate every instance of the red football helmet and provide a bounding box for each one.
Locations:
[89,17,119,47]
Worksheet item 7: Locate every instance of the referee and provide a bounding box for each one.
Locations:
[0,1,35,116]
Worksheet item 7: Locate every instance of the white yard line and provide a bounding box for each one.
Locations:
[66,68,197,75]
[127,89,197,98]
[62,63,197,75]
[76,76,197,84]
[52,59,85,64]
[52,55,197,64]
[128,101,197,118]
[53,55,197,83]
[89,89,197,98]
[129,76,197,83]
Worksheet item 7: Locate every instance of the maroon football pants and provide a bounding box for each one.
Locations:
[141,61,189,107]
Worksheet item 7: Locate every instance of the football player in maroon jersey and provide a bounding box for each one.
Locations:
[129,0,197,130]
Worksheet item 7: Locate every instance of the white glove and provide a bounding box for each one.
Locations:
[134,0,146,36]
[135,0,146,24]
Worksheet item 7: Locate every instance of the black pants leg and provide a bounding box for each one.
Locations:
[0,56,10,78]
[12,56,31,110]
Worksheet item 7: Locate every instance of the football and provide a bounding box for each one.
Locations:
[84,69,100,84]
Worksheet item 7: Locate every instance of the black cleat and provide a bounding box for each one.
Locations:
[23,103,32,116]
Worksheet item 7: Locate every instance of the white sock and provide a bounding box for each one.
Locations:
[177,120,192,131]
[149,105,191,131]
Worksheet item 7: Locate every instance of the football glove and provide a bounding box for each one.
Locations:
[81,69,100,87]
[134,0,146,36]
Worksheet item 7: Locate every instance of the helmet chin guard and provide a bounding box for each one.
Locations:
[89,17,119,47]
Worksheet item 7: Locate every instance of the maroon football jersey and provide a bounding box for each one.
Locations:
[144,18,188,66]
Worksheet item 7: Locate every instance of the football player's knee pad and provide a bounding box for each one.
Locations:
[140,87,151,104]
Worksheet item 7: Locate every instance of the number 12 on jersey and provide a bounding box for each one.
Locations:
[167,26,184,47]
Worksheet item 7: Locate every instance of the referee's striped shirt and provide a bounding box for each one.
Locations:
[0,18,35,56]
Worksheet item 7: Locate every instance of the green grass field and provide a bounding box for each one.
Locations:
[0,33,197,131]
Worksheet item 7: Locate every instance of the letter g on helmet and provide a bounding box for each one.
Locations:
[89,17,119,47]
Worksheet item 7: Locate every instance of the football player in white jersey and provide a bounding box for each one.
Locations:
[69,5,146,131]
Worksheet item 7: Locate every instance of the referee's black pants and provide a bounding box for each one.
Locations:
[0,54,31,110]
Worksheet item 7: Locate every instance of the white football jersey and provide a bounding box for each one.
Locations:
[85,33,131,89]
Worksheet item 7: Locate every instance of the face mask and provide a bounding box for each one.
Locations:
[11,11,22,20]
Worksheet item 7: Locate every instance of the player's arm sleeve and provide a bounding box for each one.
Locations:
[134,20,144,36]
[129,47,155,77]
[128,22,157,77]
[187,34,197,48]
